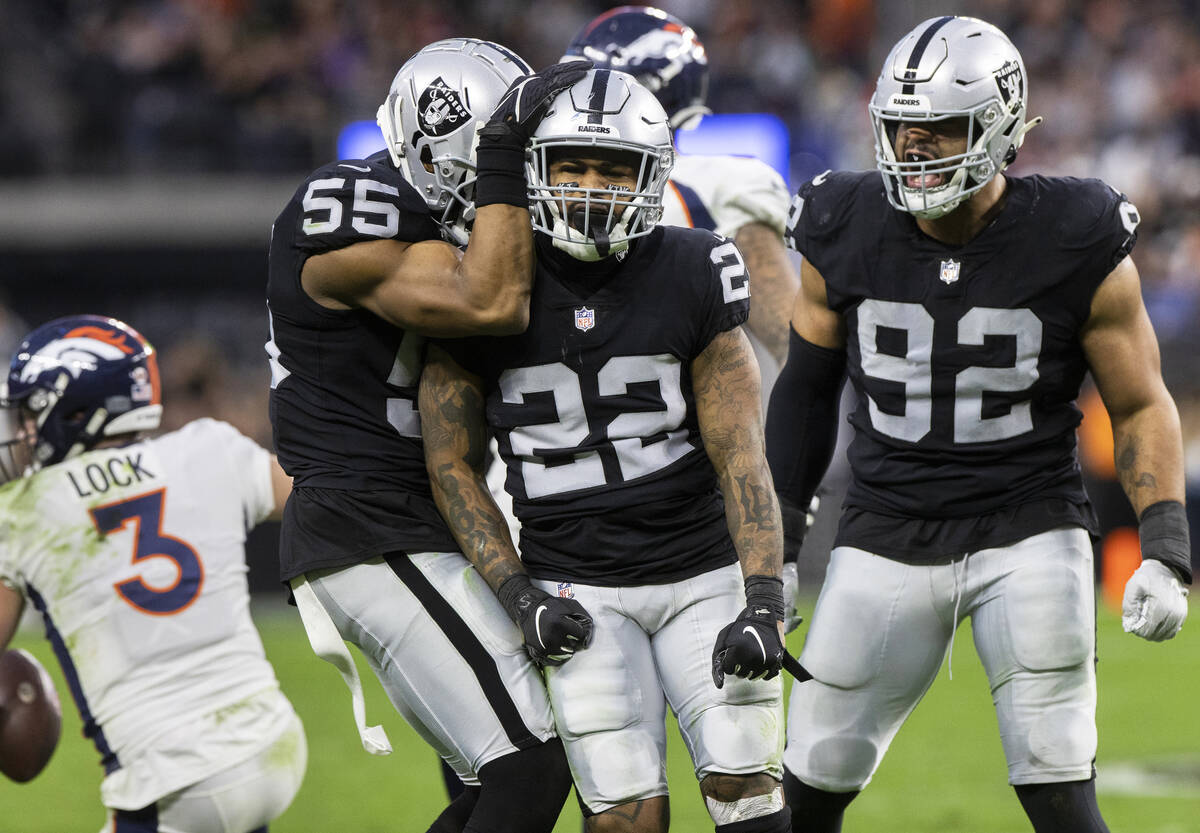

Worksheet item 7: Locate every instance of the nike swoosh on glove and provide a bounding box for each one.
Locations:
[479,60,593,149]
[1122,559,1189,641]
[712,611,785,688]
[498,575,594,666]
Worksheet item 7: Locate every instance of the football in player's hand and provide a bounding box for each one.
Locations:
[0,649,62,782]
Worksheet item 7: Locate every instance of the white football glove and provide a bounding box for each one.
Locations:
[1122,559,1189,642]
[782,562,802,634]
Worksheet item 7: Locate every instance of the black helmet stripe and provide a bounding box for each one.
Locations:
[587,69,612,124]
[482,39,532,74]
[901,15,955,94]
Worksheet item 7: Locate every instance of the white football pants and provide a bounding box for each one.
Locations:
[534,563,784,814]
[786,526,1098,791]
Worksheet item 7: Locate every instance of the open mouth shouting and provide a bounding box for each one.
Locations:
[903,149,947,190]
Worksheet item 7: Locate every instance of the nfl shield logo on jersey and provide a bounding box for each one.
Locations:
[939,259,961,285]
[574,307,595,332]
[557,582,575,599]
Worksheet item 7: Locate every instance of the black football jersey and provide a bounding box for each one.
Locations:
[786,171,1139,561]
[268,150,457,579]
[440,228,752,585]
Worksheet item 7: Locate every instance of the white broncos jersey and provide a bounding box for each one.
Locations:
[660,154,790,238]
[0,418,283,808]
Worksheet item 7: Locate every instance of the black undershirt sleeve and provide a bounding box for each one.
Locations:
[765,328,847,526]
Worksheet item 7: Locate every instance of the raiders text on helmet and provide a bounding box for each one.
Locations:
[868,16,1042,218]
[377,38,532,245]
[563,6,710,130]
[527,69,675,261]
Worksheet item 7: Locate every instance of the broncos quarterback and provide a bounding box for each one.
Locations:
[0,315,306,832]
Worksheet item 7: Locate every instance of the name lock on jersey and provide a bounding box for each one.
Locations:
[67,453,156,498]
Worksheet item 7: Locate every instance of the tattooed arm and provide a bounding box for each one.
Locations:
[419,344,595,663]
[692,325,783,582]
[1083,256,1191,638]
[1081,256,1185,515]
[418,343,524,591]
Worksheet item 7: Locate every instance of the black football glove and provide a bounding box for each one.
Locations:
[497,574,594,666]
[479,60,593,150]
[712,575,789,689]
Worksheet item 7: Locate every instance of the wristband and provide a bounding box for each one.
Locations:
[496,573,540,622]
[1139,500,1192,584]
[744,575,785,620]
[474,142,528,209]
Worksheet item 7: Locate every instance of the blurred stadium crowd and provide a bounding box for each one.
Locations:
[1,0,1198,527]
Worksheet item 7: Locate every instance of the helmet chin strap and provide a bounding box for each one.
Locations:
[549,204,632,262]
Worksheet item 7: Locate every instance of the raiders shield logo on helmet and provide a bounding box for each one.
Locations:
[994,59,1023,108]
[417,77,471,137]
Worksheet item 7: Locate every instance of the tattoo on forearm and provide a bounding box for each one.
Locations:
[433,463,520,589]
[734,473,777,532]
[422,355,520,591]
[1115,436,1159,503]
[695,329,782,578]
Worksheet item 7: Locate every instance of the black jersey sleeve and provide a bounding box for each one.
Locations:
[286,150,439,255]
[784,170,873,273]
[1064,178,1139,276]
[693,231,751,353]
[1046,177,1140,321]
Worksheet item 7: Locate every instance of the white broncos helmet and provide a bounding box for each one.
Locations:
[528,68,675,261]
[377,38,532,245]
[869,16,1041,219]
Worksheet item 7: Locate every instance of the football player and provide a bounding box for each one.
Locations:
[419,69,794,833]
[562,4,814,633]
[266,38,592,833]
[0,315,306,832]
[765,16,1191,833]
[562,5,800,372]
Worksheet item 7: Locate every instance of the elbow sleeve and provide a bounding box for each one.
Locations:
[765,328,847,511]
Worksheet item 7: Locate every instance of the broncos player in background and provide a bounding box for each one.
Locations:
[0,315,306,833]
[266,39,592,833]
[420,68,794,833]
[765,16,1190,833]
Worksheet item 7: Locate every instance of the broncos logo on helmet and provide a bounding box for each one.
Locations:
[1,315,162,471]
[563,6,710,130]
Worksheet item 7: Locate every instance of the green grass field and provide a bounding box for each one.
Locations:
[3,594,1197,832]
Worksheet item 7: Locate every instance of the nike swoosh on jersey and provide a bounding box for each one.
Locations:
[743,625,767,662]
[339,163,372,172]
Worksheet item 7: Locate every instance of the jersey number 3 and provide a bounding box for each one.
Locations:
[89,489,204,616]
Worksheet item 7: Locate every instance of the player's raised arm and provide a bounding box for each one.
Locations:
[1081,255,1190,640]
[419,344,593,666]
[299,60,591,338]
